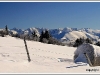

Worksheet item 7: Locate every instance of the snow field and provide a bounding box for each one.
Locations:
[0,36,100,73]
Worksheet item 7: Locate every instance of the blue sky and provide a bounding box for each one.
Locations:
[0,2,100,29]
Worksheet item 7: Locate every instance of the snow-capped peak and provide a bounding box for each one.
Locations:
[5,27,100,43]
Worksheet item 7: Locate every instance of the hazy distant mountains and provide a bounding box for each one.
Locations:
[9,27,100,43]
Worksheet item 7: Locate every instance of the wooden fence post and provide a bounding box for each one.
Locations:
[84,53,93,66]
[24,37,31,62]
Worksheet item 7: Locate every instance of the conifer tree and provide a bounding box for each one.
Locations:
[5,25,8,35]
[39,31,44,42]
[44,30,51,39]
[32,31,37,37]
[85,38,92,44]
[95,41,100,46]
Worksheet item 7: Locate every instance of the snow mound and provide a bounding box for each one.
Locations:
[74,43,100,66]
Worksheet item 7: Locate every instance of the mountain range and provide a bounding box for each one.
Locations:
[2,27,100,44]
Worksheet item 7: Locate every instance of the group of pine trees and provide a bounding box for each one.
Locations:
[73,38,93,47]
[22,30,64,45]
[95,41,100,46]
[39,30,64,45]
[0,25,8,37]
[73,38,100,47]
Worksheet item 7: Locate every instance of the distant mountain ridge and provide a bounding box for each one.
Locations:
[4,27,100,43]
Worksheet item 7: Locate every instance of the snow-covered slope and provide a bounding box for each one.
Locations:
[61,31,87,43]
[0,36,100,73]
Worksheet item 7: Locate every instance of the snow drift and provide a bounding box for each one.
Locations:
[74,43,100,66]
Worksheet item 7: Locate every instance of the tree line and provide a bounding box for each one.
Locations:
[73,37,100,47]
